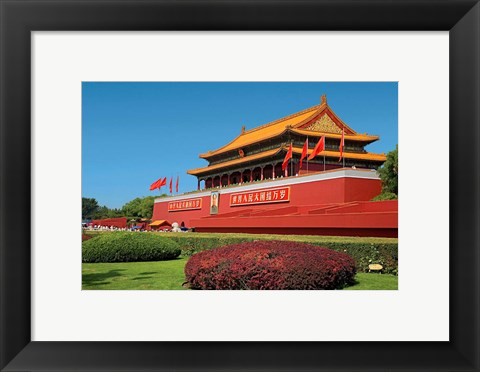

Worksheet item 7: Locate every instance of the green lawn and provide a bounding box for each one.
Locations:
[344,273,398,290]
[82,258,397,290]
[82,258,189,290]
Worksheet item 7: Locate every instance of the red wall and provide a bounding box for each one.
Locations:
[344,177,382,202]
[152,175,382,227]
[192,201,398,237]
[92,217,127,228]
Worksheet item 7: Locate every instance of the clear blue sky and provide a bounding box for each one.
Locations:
[82,82,398,209]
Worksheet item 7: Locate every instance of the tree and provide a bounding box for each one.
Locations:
[122,197,143,218]
[90,206,123,219]
[92,205,109,219]
[121,195,167,219]
[373,145,398,200]
[138,196,155,219]
[83,195,167,221]
[82,197,99,220]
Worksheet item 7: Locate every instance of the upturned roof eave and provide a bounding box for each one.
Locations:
[188,147,284,176]
[188,145,386,176]
[199,129,379,160]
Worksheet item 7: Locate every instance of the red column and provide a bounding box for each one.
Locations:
[272,164,276,179]
[261,167,264,181]
[228,174,230,186]
[250,170,253,182]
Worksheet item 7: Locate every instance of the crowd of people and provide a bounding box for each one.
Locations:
[82,224,131,231]
[82,223,190,233]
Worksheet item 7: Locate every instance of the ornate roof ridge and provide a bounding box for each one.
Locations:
[242,103,322,135]
[291,128,379,141]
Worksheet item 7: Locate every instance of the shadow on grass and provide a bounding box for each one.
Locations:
[132,276,154,280]
[82,269,126,287]
[347,279,360,288]
[163,257,185,261]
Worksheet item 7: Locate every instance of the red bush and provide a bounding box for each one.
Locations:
[184,240,356,290]
[82,234,92,242]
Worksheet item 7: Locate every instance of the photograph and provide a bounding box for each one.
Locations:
[3,0,479,369]
[82,82,398,290]
[210,191,219,215]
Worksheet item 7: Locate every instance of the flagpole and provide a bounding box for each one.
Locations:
[288,141,291,177]
[290,153,293,177]
[306,136,309,175]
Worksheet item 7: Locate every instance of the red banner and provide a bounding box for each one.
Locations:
[168,198,202,212]
[230,186,290,207]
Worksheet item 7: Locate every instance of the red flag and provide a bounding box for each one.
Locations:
[169,177,173,193]
[307,135,325,160]
[339,128,345,162]
[158,177,167,188]
[282,143,293,171]
[299,138,308,169]
[149,178,161,191]
[175,175,179,193]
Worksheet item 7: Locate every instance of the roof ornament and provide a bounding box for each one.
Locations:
[321,94,327,105]
[241,125,246,134]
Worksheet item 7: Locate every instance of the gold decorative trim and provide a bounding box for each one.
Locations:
[304,114,342,134]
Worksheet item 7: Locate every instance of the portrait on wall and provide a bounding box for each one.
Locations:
[210,191,219,215]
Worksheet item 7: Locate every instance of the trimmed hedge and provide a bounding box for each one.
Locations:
[82,231,398,275]
[185,240,357,290]
[168,234,398,275]
[82,232,181,263]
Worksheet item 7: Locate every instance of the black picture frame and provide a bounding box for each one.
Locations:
[1,1,479,371]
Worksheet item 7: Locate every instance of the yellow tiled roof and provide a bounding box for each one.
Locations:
[199,104,322,158]
[188,148,281,176]
[291,129,379,142]
[199,100,376,159]
[291,146,387,162]
[188,145,386,176]
[149,220,171,226]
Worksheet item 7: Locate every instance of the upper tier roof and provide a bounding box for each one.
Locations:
[188,145,387,176]
[199,96,379,159]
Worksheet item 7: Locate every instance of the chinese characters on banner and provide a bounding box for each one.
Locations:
[168,198,202,212]
[230,186,290,207]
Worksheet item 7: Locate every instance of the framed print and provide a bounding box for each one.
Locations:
[1,0,479,371]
